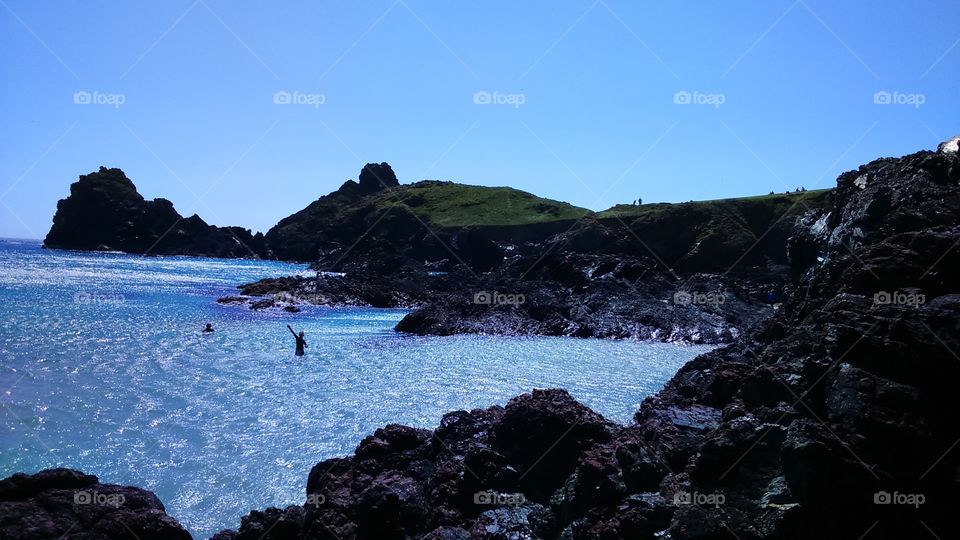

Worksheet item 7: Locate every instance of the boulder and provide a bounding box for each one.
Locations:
[0,468,191,540]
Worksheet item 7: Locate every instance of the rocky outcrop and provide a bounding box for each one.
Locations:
[0,468,191,539]
[393,253,772,344]
[211,143,959,538]
[359,162,400,194]
[210,390,615,540]
[44,167,267,258]
[224,270,432,309]
[222,251,773,344]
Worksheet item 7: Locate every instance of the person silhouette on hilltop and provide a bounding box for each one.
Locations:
[287,325,307,356]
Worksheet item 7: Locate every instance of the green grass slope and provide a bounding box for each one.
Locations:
[371,181,591,228]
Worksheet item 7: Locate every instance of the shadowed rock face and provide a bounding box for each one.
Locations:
[0,468,191,540]
[392,252,772,344]
[44,167,267,258]
[358,162,400,194]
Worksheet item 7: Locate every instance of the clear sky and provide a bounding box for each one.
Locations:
[1,0,957,238]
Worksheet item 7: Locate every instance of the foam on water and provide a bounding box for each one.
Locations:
[0,240,712,537]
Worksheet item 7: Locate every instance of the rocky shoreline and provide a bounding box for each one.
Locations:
[221,251,776,344]
[8,140,959,539]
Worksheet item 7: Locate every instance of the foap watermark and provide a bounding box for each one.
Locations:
[273,90,326,108]
[673,290,725,307]
[874,491,925,508]
[473,90,525,108]
[673,490,725,508]
[74,490,125,508]
[673,90,725,108]
[873,91,925,108]
[474,490,526,506]
[74,291,125,306]
[873,290,925,308]
[306,493,326,508]
[73,90,126,108]
[473,290,525,306]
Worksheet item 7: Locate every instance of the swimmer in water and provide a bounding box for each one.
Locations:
[203,323,214,333]
[287,325,307,356]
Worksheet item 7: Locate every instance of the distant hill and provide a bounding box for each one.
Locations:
[44,163,833,276]
[264,166,591,265]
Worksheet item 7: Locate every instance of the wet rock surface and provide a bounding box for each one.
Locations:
[392,253,771,344]
[225,252,772,344]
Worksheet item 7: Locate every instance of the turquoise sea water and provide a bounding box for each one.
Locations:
[0,239,711,538]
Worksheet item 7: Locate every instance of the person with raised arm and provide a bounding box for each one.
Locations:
[287,325,307,356]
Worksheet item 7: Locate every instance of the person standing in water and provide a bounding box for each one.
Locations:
[287,325,307,356]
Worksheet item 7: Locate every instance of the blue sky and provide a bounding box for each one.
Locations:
[1,0,957,238]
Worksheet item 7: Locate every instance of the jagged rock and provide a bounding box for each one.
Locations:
[0,468,191,540]
[358,162,400,194]
[44,167,267,258]
[393,254,770,344]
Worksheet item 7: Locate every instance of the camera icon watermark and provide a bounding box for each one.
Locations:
[74,291,125,306]
[874,491,924,508]
[273,90,326,108]
[74,490,126,508]
[473,290,525,306]
[673,90,725,108]
[673,490,725,508]
[73,90,126,108]
[474,490,526,506]
[673,290,725,307]
[873,91,925,108]
[473,90,525,108]
[873,290,924,308]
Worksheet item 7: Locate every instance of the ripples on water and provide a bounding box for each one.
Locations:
[0,240,712,538]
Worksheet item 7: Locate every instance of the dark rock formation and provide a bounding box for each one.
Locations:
[394,253,771,344]
[358,162,400,194]
[211,390,614,540]
[223,252,771,344]
[44,167,267,258]
[588,189,833,274]
[0,468,191,539]
[223,270,431,309]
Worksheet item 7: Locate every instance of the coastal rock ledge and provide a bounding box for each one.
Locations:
[0,468,190,539]
[7,139,960,539]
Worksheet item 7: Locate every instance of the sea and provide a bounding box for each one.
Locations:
[0,239,712,538]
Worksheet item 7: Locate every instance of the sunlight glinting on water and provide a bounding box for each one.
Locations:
[0,241,711,538]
